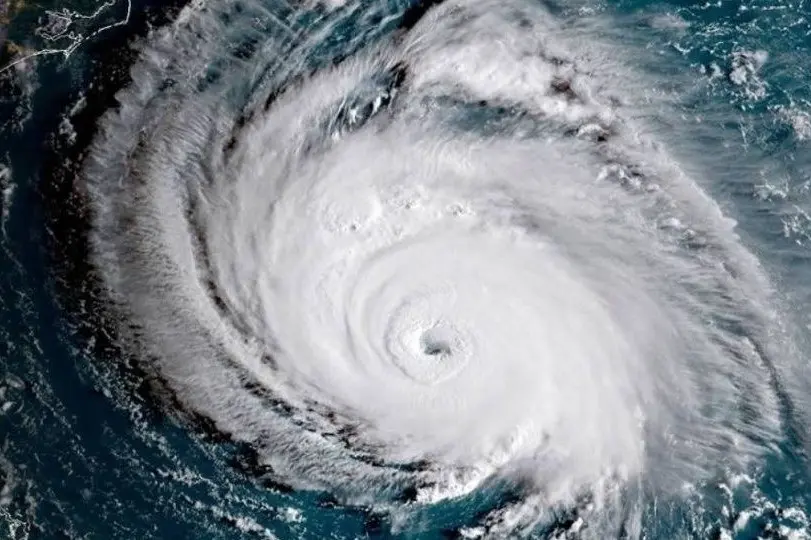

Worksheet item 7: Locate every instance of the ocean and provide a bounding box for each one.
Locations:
[1,0,810,538]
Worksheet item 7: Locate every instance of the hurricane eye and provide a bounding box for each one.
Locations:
[422,340,451,357]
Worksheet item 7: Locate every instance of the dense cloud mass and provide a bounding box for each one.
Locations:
[79,0,796,536]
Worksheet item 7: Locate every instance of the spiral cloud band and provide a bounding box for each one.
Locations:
[82,0,790,535]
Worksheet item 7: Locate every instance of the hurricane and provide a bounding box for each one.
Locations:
[2,0,811,537]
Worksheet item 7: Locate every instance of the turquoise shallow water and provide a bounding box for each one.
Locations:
[1,0,811,538]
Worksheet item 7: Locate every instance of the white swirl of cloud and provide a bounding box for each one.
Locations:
[82,0,792,535]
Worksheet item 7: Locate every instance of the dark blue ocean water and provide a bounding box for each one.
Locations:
[1,0,811,538]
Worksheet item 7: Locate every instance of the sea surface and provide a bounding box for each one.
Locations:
[1,0,811,538]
